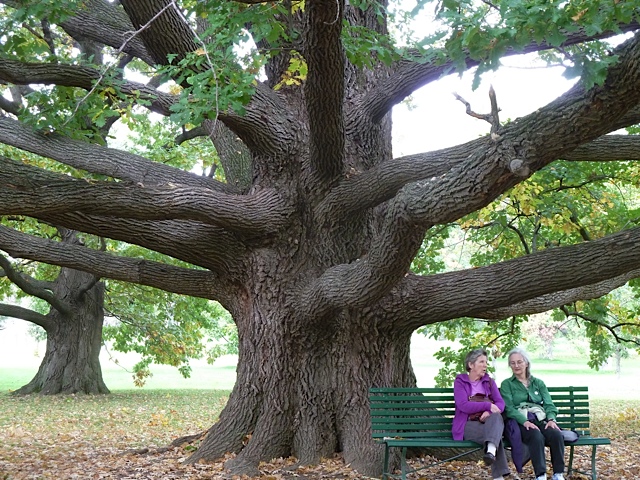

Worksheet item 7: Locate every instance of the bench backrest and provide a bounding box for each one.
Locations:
[369,386,593,440]
[546,386,592,435]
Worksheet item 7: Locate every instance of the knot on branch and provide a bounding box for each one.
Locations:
[509,159,530,177]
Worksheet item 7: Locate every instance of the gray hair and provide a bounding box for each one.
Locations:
[464,348,488,372]
[507,347,532,378]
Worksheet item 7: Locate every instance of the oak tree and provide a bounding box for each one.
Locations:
[1,0,640,476]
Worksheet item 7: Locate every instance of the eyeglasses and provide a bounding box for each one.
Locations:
[509,360,525,366]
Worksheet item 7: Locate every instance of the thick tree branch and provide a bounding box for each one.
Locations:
[118,0,296,158]
[395,33,640,228]
[0,253,68,314]
[0,159,248,276]
[119,0,200,68]
[0,116,233,193]
[0,302,53,330]
[0,0,156,65]
[319,107,640,223]
[299,203,427,319]
[381,226,640,331]
[327,101,640,221]
[562,135,640,161]
[474,269,640,320]
[303,0,346,183]
[360,21,640,123]
[0,213,247,281]
[0,226,240,308]
[0,58,177,117]
[0,156,293,238]
[0,90,21,116]
[203,120,253,193]
[315,140,476,221]
[61,0,156,65]
[318,132,640,224]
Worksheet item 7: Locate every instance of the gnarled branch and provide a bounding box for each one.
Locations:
[0,225,240,309]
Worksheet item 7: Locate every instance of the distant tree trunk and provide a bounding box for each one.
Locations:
[615,345,622,379]
[14,267,109,395]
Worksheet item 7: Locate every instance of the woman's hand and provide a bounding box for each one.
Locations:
[490,403,501,414]
[523,421,539,430]
[545,419,560,430]
[479,411,491,422]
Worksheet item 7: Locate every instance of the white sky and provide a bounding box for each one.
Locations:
[392,56,576,156]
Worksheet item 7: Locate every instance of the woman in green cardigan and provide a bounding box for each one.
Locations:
[500,348,565,480]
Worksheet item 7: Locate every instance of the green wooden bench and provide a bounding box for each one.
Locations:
[369,386,610,480]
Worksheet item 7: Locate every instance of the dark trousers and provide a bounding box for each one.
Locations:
[518,422,565,476]
[464,413,510,478]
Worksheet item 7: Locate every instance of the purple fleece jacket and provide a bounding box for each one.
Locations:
[451,373,505,440]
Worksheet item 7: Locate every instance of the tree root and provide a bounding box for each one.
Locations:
[171,431,207,448]
[224,454,262,477]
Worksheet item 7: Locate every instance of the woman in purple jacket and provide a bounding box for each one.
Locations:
[453,348,510,480]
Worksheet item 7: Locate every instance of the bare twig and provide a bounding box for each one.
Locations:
[485,316,518,347]
[479,0,500,11]
[453,87,502,134]
[560,306,640,346]
[488,85,500,133]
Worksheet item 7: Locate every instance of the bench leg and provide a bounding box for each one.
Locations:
[400,447,408,480]
[382,446,390,480]
[589,445,598,480]
[567,445,574,477]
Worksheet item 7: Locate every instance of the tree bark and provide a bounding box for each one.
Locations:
[186,292,414,477]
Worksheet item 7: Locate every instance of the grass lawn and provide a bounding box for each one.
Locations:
[2,332,639,398]
[0,361,239,393]
[0,389,638,479]
[1,328,639,479]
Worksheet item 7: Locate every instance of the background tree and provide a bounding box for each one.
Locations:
[1,0,640,476]
[416,156,640,378]
[0,221,237,394]
[0,227,109,394]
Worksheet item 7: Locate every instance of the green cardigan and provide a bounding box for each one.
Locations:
[500,375,559,425]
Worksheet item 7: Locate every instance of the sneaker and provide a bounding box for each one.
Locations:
[535,475,547,480]
[551,475,564,480]
[483,452,496,466]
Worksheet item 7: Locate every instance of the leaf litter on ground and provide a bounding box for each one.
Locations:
[0,392,638,479]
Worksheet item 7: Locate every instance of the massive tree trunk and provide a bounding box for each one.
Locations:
[2,1,640,477]
[187,294,415,476]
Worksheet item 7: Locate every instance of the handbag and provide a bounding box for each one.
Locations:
[561,429,580,443]
[468,393,493,422]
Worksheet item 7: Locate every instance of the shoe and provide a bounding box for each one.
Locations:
[551,475,564,480]
[535,475,547,480]
[483,452,495,466]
